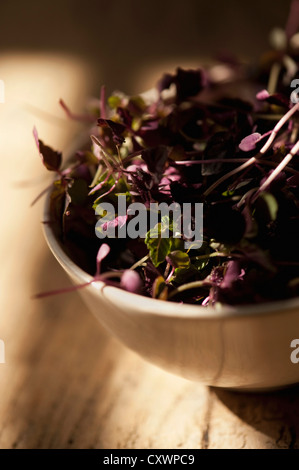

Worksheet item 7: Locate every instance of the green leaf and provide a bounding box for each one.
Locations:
[167,250,190,268]
[160,214,182,236]
[257,192,279,222]
[191,241,211,270]
[82,150,100,166]
[152,275,168,299]
[108,95,121,109]
[128,95,146,115]
[145,223,172,267]
[171,237,185,251]
[222,189,235,197]
[131,117,142,131]
[92,177,128,207]
[161,214,173,231]
[50,179,67,224]
[193,257,210,271]
[173,265,198,284]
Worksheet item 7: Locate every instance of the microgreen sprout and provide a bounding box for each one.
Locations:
[34,3,299,306]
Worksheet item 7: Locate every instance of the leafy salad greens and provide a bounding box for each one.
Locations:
[35,5,299,306]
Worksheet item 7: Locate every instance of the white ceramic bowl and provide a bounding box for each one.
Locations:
[43,196,299,391]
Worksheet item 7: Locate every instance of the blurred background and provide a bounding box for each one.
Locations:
[0,0,298,450]
[0,0,292,94]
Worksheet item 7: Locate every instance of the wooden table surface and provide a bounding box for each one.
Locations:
[1,53,299,450]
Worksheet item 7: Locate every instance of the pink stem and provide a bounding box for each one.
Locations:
[203,157,256,196]
[30,182,54,207]
[165,267,175,283]
[34,271,124,299]
[33,281,92,299]
[252,138,299,201]
[204,102,299,196]
[59,99,95,123]
[259,102,299,155]
[172,158,299,175]
[89,170,111,195]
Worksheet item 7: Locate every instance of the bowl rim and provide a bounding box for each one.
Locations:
[43,191,299,320]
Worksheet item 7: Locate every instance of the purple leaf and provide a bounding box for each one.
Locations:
[159,166,180,194]
[175,68,206,101]
[239,132,262,152]
[157,68,205,103]
[97,118,126,145]
[117,107,133,127]
[157,73,174,93]
[96,243,110,275]
[256,89,270,100]
[141,145,168,180]
[127,168,155,204]
[120,270,142,293]
[221,261,244,289]
[202,132,234,175]
[33,127,62,171]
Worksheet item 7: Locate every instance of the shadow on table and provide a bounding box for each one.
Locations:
[213,385,299,448]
